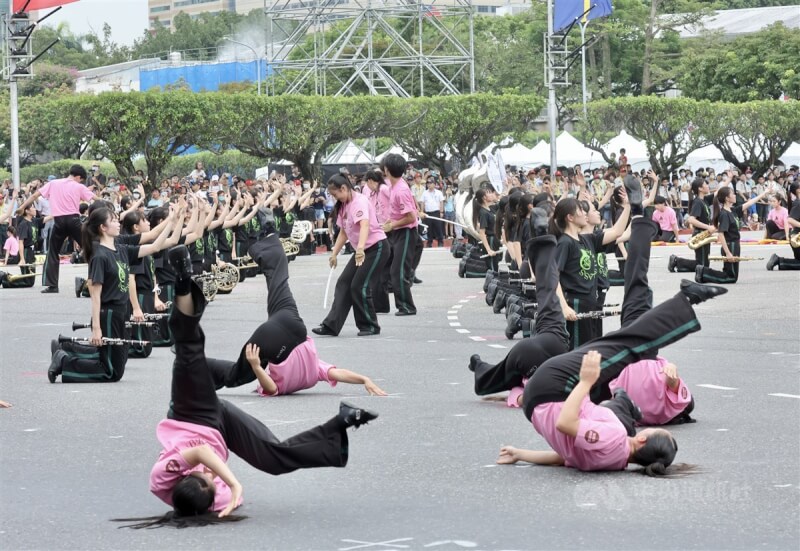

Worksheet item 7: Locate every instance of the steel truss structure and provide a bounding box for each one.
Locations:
[264,0,475,97]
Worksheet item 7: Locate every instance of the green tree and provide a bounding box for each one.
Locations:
[19,93,91,160]
[583,97,716,175]
[388,94,545,171]
[17,64,77,97]
[706,101,800,177]
[678,23,800,102]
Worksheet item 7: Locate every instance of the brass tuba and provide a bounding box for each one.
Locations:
[687,230,716,250]
[214,263,240,294]
[281,238,300,257]
[291,220,313,243]
[791,232,800,248]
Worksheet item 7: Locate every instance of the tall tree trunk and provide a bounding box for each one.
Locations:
[641,0,660,95]
[601,34,612,98]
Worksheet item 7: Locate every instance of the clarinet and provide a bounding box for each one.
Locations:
[575,309,622,320]
[72,321,156,331]
[58,335,150,347]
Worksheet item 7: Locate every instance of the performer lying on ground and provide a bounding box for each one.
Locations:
[496,213,727,474]
[114,245,378,529]
[206,232,387,397]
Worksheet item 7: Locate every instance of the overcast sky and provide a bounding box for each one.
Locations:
[43,0,148,47]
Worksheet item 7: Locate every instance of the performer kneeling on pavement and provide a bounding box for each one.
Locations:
[312,175,389,337]
[766,183,800,271]
[206,232,387,397]
[497,210,728,474]
[114,247,378,529]
[48,206,179,383]
[468,234,570,407]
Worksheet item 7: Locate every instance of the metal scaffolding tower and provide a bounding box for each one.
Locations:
[263,0,475,97]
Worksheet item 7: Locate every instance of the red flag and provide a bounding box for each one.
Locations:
[13,0,79,12]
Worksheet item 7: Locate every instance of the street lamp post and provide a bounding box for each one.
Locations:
[223,36,261,96]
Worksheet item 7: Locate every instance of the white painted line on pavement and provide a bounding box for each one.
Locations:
[488,344,506,349]
[459,299,470,303]
[447,311,458,315]
[470,336,486,341]
[449,322,461,327]
[716,429,729,432]
[697,384,738,390]
[467,295,476,299]
[456,329,470,334]
[452,304,463,309]
[447,316,458,320]
[768,393,800,399]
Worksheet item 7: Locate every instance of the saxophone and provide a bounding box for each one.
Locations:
[687,230,716,250]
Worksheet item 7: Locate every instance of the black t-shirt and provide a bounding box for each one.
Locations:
[205,229,218,261]
[689,197,711,233]
[216,227,233,254]
[478,207,495,237]
[789,203,800,234]
[517,217,531,248]
[248,214,264,239]
[718,205,744,242]
[88,243,138,306]
[117,233,142,246]
[312,190,326,210]
[188,231,206,265]
[556,232,605,297]
[235,221,249,248]
[130,253,155,293]
[16,218,33,249]
[595,233,613,291]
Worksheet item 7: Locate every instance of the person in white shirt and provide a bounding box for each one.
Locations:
[421,180,445,247]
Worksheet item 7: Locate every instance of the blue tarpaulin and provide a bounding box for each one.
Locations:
[554,0,613,33]
[140,60,270,92]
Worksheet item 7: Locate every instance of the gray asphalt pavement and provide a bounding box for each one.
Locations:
[1,242,798,550]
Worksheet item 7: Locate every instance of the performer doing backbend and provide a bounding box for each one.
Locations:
[205,231,387,397]
[497,212,728,474]
[113,245,378,529]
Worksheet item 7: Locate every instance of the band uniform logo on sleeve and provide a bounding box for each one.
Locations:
[356,210,364,218]
[165,459,181,472]
[681,387,688,399]
[584,430,600,444]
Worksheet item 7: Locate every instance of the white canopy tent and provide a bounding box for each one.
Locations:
[494,142,534,167]
[555,131,605,169]
[603,130,649,165]
[324,140,375,165]
[779,142,800,167]
[375,145,415,163]
[684,144,727,172]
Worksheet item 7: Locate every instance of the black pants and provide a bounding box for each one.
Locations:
[129,290,154,358]
[58,304,129,383]
[151,283,175,347]
[207,233,307,390]
[765,220,784,240]
[658,230,676,243]
[696,240,740,284]
[43,214,82,288]
[564,292,601,351]
[473,235,570,395]
[484,235,500,273]
[523,218,701,419]
[388,227,417,314]
[674,239,710,272]
[322,240,389,335]
[425,211,444,246]
[168,282,348,476]
[775,238,800,269]
[374,246,392,314]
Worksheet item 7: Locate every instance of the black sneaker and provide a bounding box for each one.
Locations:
[668,255,678,273]
[41,286,59,294]
[48,350,67,383]
[766,254,779,271]
[338,401,378,429]
[74,277,86,298]
[311,325,337,337]
[357,329,380,336]
[679,279,728,305]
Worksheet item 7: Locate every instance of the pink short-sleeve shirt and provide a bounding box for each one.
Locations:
[149,419,242,513]
[38,177,94,217]
[531,397,630,471]
[388,179,418,230]
[767,207,787,230]
[256,338,337,397]
[337,191,386,249]
[608,357,692,426]
[368,184,392,225]
[652,207,677,232]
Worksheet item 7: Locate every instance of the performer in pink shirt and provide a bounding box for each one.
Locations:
[652,196,680,243]
[117,245,378,529]
[498,216,727,474]
[14,165,98,293]
[609,357,694,426]
[380,154,419,316]
[206,232,386,397]
[312,174,389,337]
[765,194,789,239]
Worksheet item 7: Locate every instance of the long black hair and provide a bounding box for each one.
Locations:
[688,178,706,208]
[472,187,491,229]
[327,174,355,224]
[711,186,733,228]
[630,432,680,477]
[503,189,523,241]
[548,197,580,239]
[494,195,509,238]
[122,210,145,235]
[787,182,800,214]
[81,207,114,263]
[112,511,247,530]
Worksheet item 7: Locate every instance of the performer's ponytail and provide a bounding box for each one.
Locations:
[711,187,730,228]
[81,207,113,263]
[548,197,579,239]
[472,188,488,229]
